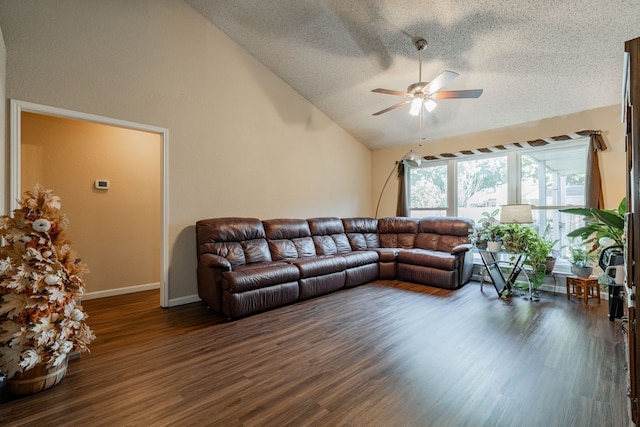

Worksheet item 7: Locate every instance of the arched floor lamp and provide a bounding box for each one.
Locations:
[374,150,423,218]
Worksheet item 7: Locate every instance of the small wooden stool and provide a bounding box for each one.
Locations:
[566,276,600,303]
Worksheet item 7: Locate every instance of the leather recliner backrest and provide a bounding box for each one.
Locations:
[342,217,380,250]
[377,217,419,248]
[195,217,271,266]
[307,217,351,255]
[415,217,474,252]
[263,218,316,261]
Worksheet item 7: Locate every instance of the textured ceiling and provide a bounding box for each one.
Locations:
[185,0,640,150]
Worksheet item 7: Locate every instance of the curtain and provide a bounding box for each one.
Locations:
[396,162,409,216]
[585,131,607,209]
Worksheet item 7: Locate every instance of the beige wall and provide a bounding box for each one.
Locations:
[0,0,372,304]
[20,112,162,293]
[373,104,626,217]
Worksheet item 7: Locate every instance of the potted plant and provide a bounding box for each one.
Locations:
[0,185,95,395]
[477,209,502,251]
[568,245,596,278]
[495,224,545,295]
[525,232,558,296]
[539,224,559,274]
[499,223,531,253]
[559,198,625,253]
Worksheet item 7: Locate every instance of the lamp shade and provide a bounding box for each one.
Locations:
[402,150,423,167]
[500,204,533,224]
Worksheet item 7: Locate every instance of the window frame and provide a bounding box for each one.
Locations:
[406,138,589,216]
[405,138,589,269]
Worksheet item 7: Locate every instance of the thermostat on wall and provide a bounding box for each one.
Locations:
[94,179,110,190]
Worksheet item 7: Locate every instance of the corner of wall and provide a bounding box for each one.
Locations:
[0,23,6,215]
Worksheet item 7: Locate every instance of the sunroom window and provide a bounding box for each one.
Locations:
[407,138,589,263]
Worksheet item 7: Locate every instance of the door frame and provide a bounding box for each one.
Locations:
[9,99,170,307]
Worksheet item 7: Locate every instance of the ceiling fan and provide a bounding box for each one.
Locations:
[372,38,483,116]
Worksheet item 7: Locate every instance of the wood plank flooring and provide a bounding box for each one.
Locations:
[0,281,632,426]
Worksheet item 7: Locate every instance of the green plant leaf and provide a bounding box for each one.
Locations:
[566,225,600,238]
[559,207,594,217]
[591,209,624,230]
[618,197,627,215]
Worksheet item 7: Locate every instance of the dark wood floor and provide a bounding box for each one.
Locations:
[0,281,632,426]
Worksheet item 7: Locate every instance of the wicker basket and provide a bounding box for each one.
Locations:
[7,357,68,396]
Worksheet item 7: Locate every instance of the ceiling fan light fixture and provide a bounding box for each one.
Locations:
[371,36,483,117]
[424,99,437,112]
[409,98,422,116]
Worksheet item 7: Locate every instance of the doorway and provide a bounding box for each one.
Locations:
[9,100,169,307]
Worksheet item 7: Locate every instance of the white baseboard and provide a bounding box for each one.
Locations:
[81,282,161,300]
[167,294,201,307]
[81,282,201,307]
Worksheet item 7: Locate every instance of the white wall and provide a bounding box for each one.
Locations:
[0,0,372,304]
[373,105,626,218]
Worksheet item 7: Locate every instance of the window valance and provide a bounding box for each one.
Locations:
[418,130,598,163]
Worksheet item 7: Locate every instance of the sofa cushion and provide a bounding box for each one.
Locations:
[290,255,347,278]
[419,216,473,236]
[373,248,399,262]
[268,239,299,260]
[196,217,272,266]
[263,219,317,260]
[342,217,380,250]
[222,262,300,293]
[396,249,457,271]
[397,263,456,289]
[416,217,473,252]
[414,233,439,251]
[293,237,316,257]
[341,250,379,268]
[223,282,299,318]
[308,217,351,254]
[268,236,317,259]
[377,217,419,248]
[263,218,311,239]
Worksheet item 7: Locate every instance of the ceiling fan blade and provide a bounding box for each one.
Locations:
[433,89,483,99]
[423,70,459,94]
[372,88,410,97]
[372,99,411,115]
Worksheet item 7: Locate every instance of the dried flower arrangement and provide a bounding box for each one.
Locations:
[0,185,95,379]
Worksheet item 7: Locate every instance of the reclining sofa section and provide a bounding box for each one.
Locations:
[196,216,474,319]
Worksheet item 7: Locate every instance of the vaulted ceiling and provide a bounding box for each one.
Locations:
[186,1,640,150]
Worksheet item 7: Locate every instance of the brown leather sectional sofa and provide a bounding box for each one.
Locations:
[196,216,474,318]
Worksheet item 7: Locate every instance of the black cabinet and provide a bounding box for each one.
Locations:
[624,36,640,424]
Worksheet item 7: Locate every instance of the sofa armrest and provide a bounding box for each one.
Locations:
[451,243,474,286]
[451,243,472,255]
[199,253,232,271]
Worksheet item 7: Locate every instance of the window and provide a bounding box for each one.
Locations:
[409,164,448,216]
[407,139,589,261]
[457,156,508,219]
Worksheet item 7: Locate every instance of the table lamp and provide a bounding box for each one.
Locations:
[500,204,533,224]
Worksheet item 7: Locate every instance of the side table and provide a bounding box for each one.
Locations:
[478,250,529,299]
[566,276,600,304]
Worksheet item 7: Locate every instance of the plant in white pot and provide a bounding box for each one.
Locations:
[477,209,502,251]
[0,185,95,395]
